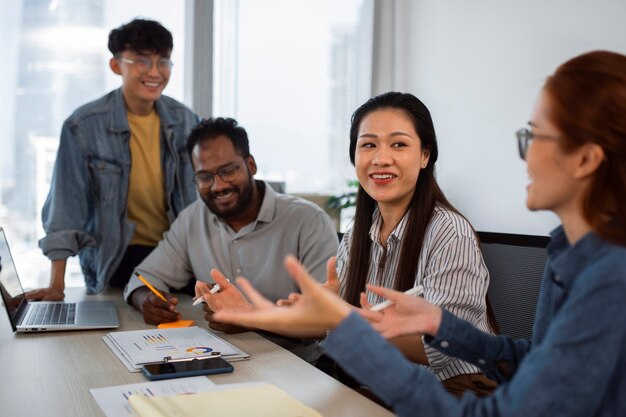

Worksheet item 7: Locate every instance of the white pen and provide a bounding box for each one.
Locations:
[369,285,424,312]
[192,281,228,306]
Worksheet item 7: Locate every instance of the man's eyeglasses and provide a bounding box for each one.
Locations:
[192,160,245,187]
[516,127,559,160]
[117,56,173,74]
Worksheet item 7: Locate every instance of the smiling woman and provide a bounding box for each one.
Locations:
[334,92,497,396]
[354,108,430,216]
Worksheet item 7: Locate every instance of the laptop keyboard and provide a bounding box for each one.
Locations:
[26,303,77,326]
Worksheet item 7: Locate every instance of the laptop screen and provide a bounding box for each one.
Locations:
[0,228,28,328]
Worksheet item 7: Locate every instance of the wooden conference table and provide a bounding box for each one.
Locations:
[0,288,394,417]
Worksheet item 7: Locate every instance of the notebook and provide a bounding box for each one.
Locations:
[128,383,322,417]
[0,227,119,332]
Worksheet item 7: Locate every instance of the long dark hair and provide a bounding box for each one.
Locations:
[343,92,461,306]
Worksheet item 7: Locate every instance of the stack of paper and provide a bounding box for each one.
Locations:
[129,383,323,417]
[103,326,250,372]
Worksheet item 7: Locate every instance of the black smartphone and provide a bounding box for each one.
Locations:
[142,357,234,381]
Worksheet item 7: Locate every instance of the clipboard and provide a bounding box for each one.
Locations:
[159,351,222,364]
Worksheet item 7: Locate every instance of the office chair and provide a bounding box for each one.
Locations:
[478,232,550,341]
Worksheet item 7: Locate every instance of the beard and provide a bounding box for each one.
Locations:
[201,174,255,220]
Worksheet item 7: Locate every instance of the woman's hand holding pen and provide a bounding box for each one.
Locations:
[357,285,442,339]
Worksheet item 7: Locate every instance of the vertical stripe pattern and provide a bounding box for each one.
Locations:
[336,205,493,381]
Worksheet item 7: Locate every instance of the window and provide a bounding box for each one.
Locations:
[0,0,373,290]
[0,0,188,290]
[213,0,373,194]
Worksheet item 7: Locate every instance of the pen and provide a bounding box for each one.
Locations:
[192,280,229,306]
[369,285,424,312]
[135,272,169,303]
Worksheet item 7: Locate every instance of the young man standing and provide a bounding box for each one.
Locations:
[30,19,199,300]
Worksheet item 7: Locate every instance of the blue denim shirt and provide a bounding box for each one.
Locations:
[324,226,626,416]
[39,89,199,293]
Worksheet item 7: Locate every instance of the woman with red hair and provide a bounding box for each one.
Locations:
[215,50,626,416]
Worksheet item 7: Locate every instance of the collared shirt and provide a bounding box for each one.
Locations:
[39,88,199,293]
[324,226,626,417]
[336,205,492,380]
[124,181,339,303]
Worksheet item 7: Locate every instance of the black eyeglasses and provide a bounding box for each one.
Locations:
[516,127,559,160]
[192,160,245,187]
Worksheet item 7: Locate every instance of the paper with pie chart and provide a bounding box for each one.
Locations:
[103,326,250,372]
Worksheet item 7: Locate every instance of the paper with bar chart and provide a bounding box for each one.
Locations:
[90,376,216,417]
[103,326,250,372]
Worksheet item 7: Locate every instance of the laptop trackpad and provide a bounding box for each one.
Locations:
[76,301,119,326]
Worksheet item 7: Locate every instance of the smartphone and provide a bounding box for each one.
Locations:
[142,357,234,381]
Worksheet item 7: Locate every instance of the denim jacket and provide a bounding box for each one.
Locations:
[39,88,199,293]
[325,226,626,416]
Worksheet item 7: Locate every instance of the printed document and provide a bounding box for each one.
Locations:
[90,376,216,417]
[103,326,249,372]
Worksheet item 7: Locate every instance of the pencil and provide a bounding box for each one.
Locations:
[135,272,169,303]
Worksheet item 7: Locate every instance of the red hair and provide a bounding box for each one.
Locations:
[543,50,626,246]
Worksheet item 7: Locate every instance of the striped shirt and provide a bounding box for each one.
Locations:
[336,205,493,381]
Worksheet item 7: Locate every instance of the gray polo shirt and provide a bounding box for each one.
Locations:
[124,181,338,303]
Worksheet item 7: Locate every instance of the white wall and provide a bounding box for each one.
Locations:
[394,0,626,235]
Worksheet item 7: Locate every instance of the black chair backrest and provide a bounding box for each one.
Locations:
[478,232,550,341]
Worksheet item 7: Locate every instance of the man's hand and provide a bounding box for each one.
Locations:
[25,286,65,301]
[130,287,180,325]
[26,259,66,301]
[197,269,252,333]
[195,279,249,333]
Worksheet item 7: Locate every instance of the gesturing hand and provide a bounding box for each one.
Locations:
[213,255,352,337]
[198,269,251,333]
[357,285,442,339]
[276,256,340,307]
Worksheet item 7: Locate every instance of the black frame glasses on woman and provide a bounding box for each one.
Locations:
[192,159,246,187]
[516,127,559,160]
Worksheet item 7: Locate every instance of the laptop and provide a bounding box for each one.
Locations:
[0,227,119,332]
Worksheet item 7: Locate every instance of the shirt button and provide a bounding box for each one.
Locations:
[236,268,241,274]
[440,340,449,348]
[478,358,486,365]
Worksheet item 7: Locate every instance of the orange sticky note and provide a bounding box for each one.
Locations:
[158,320,195,329]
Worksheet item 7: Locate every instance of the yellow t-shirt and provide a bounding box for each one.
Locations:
[126,110,169,246]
